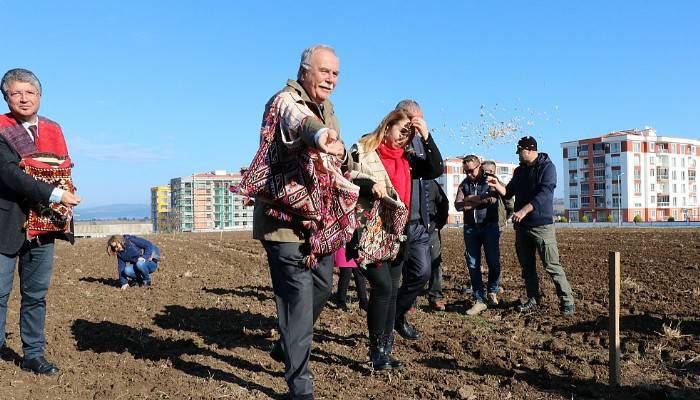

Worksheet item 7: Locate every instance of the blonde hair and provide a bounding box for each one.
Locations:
[357,109,410,153]
[106,235,124,256]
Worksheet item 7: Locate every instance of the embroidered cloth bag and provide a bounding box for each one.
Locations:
[231,96,359,265]
[19,153,75,239]
[353,196,408,267]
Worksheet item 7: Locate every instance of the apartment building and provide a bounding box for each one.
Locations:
[561,128,700,222]
[150,185,171,232]
[437,156,518,224]
[169,170,254,232]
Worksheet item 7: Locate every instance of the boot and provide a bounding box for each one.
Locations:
[383,333,404,370]
[368,333,391,370]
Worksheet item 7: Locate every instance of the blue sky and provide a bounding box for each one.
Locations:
[3,1,699,207]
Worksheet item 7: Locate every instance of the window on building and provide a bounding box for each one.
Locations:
[682,184,686,193]
[672,158,677,167]
[649,156,655,165]
[673,184,677,193]
[610,142,621,153]
[634,155,641,165]
[568,159,577,170]
[650,168,655,177]
[633,142,641,152]
[568,146,577,157]
[569,199,578,208]
[610,155,620,166]
[681,158,685,168]
[578,144,589,156]
[650,195,655,203]
[650,183,655,191]
[634,169,641,179]
[634,183,641,193]
[673,197,677,206]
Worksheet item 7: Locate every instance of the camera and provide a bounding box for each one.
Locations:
[482,170,496,180]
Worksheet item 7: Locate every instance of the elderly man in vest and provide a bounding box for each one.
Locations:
[253,45,345,400]
[0,68,80,375]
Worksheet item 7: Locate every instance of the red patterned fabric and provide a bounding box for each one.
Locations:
[231,96,359,266]
[0,114,75,240]
[355,196,408,267]
[20,155,75,238]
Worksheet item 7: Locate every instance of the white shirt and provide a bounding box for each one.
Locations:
[20,120,65,204]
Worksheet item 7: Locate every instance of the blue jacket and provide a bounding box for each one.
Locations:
[505,152,556,227]
[116,235,158,286]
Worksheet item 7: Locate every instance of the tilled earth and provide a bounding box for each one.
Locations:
[0,228,699,400]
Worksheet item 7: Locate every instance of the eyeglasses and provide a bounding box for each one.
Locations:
[8,90,39,99]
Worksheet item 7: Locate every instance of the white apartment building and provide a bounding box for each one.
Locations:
[437,156,518,224]
[561,128,700,222]
[169,170,254,232]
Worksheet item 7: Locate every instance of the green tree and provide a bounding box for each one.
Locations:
[607,214,614,222]
[633,215,642,223]
[581,215,590,223]
[667,216,675,222]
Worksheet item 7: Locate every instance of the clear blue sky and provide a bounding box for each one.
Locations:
[3,1,699,207]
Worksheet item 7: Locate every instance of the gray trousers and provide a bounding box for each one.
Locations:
[0,238,55,360]
[262,241,333,399]
[514,224,574,307]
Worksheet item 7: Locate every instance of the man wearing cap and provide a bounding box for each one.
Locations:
[487,136,575,315]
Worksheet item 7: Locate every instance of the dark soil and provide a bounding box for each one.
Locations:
[0,228,698,399]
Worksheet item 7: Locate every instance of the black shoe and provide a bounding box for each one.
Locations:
[383,333,404,370]
[21,356,59,375]
[394,318,421,340]
[516,297,539,313]
[270,340,284,363]
[368,333,391,370]
[560,304,576,315]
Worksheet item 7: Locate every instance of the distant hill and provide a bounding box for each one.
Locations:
[75,204,150,221]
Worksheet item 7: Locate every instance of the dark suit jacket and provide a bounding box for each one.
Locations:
[0,134,54,254]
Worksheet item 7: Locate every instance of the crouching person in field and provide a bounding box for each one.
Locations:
[107,235,161,289]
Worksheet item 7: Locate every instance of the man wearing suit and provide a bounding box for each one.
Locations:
[0,68,81,375]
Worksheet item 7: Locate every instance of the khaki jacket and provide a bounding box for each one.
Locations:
[347,140,401,212]
[252,80,341,243]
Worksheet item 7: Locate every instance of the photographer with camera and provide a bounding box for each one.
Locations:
[454,155,503,315]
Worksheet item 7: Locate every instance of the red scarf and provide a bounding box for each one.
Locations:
[376,143,411,212]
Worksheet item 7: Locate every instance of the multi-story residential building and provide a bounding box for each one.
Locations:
[169,170,254,232]
[150,185,171,232]
[437,156,517,224]
[561,128,700,222]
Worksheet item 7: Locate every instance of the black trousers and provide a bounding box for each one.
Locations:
[362,260,402,336]
[427,229,444,301]
[262,241,333,399]
[395,223,431,320]
[336,267,368,305]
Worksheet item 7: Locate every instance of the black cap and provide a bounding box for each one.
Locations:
[516,136,537,154]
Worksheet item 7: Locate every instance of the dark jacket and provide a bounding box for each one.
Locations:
[407,135,444,227]
[0,130,55,254]
[117,235,159,286]
[504,152,556,227]
[425,180,449,232]
[454,175,500,226]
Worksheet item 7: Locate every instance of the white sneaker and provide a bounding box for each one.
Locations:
[486,292,499,307]
[466,302,487,316]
